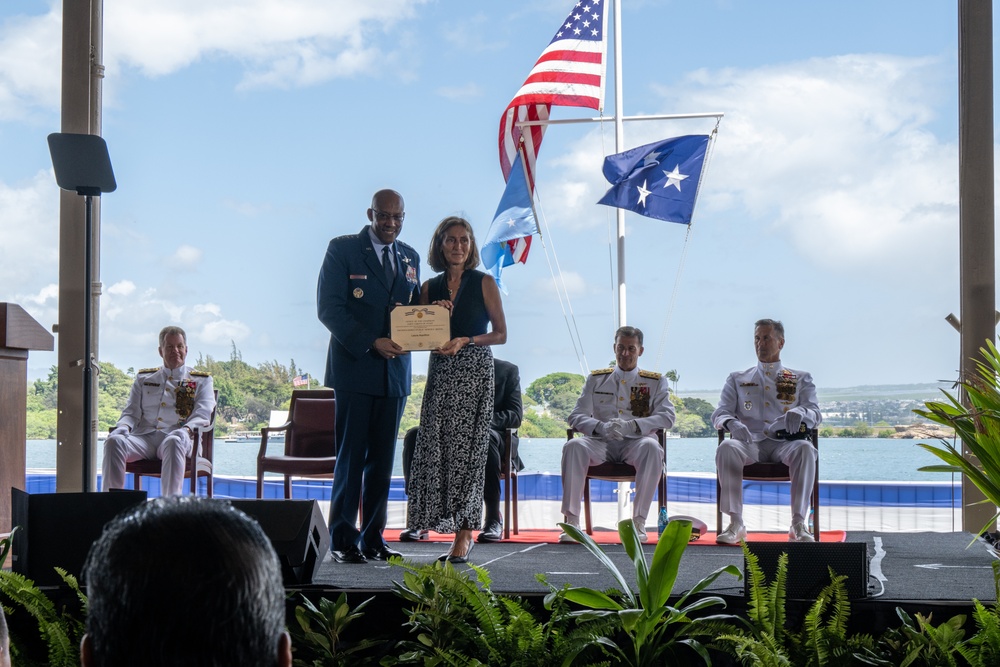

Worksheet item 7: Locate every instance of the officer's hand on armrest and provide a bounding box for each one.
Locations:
[727,420,751,444]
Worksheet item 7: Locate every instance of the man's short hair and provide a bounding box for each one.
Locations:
[158,325,187,348]
[615,325,644,346]
[754,318,784,339]
[83,497,286,667]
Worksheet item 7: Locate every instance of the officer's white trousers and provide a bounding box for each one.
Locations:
[560,434,664,525]
[716,437,817,524]
[102,430,193,496]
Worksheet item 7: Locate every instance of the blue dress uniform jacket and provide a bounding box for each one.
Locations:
[318,226,420,396]
[317,225,420,554]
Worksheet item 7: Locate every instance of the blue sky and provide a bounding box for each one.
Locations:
[0,0,981,396]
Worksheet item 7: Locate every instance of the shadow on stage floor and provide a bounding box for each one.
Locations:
[293,531,998,637]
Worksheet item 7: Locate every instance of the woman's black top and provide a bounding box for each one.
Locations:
[428,270,489,339]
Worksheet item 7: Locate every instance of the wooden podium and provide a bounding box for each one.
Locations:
[0,304,54,533]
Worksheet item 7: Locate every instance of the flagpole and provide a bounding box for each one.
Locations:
[613,0,626,329]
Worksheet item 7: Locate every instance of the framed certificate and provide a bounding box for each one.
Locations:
[390,305,451,351]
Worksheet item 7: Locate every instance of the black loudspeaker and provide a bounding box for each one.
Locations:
[744,541,870,600]
[10,488,147,587]
[229,499,329,586]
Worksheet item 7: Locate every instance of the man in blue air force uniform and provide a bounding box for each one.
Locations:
[560,326,675,543]
[102,326,215,496]
[317,189,420,564]
[711,318,822,544]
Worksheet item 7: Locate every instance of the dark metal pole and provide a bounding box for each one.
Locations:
[83,194,94,492]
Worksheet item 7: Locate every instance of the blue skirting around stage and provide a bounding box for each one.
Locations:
[25,472,961,508]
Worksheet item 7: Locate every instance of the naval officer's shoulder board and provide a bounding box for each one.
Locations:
[190,370,211,377]
[590,367,614,375]
[638,370,661,380]
[137,367,159,375]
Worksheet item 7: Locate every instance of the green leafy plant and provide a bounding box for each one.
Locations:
[878,609,966,667]
[545,518,743,666]
[290,592,384,666]
[0,527,88,667]
[914,340,1000,538]
[716,544,885,666]
[383,558,607,666]
[954,560,1000,666]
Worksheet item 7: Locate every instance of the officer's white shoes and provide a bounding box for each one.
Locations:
[558,516,581,543]
[789,521,815,542]
[716,521,746,545]
[632,517,648,542]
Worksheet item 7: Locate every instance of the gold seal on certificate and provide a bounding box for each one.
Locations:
[390,305,451,351]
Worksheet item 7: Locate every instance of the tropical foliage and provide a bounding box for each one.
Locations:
[914,340,1000,537]
[0,529,86,667]
[546,519,743,666]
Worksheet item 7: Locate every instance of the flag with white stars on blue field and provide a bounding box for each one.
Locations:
[597,134,710,225]
[482,153,538,293]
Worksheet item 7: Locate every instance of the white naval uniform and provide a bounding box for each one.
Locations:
[710,361,821,522]
[102,364,215,496]
[561,366,675,525]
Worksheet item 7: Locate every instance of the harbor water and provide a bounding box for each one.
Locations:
[27,436,956,482]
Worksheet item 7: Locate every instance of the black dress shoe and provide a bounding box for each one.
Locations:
[477,519,504,543]
[399,528,429,542]
[363,544,403,561]
[332,545,367,564]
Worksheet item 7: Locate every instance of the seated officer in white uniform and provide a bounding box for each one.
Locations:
[559,326,675,542]
[102,326,215,496]
[711,318,821,544]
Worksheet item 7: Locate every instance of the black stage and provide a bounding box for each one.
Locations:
[294,531,998,636]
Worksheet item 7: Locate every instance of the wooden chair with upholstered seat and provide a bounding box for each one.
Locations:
[715,428,820,540]
[566,428,669,535]
[256,389,337,498]
[127,389,218,496]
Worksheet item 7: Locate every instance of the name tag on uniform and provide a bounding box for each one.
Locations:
[350,274,367,279]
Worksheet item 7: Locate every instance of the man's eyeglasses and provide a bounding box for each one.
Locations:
[372,209,405,224]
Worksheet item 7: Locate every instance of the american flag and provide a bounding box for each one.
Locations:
[498,0,608,187]
[292,374,309,387]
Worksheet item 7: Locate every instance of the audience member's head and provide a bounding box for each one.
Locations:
[81,497,290,667]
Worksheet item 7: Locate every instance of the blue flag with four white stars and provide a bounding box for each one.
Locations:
[597,134,710,225]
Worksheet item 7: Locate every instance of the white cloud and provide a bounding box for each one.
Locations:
[654,54,957,269]
[540,53,957,273]
[170,245,203,266]
[107,280,136,296]
[0,170,59,298]
[0,6,61,120]
[0,0,433,113]
[436,83,484,101]
[198,318,252,345]
[103,0,432,88]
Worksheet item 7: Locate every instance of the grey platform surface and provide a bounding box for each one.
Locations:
[307,531,998,605]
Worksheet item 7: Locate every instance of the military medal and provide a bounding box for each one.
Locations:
[776,370,798,402]
[353,288,364,298]
[175,381,196,420]
[629,386,651,417]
